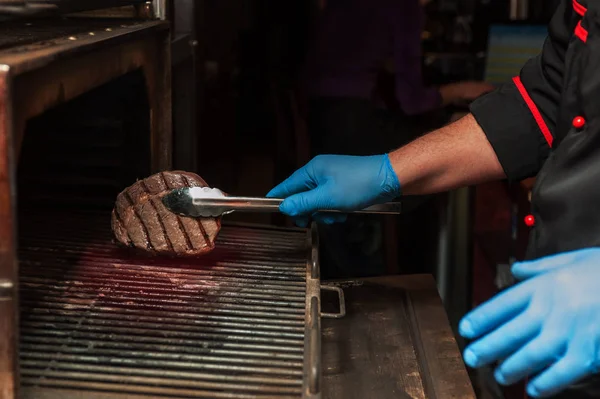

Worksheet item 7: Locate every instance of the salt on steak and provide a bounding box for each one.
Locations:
[111,171,222,256]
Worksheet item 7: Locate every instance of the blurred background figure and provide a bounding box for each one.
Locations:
[304,0,493,156]
[299,0,494,278]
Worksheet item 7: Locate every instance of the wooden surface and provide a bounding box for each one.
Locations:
[321,275,476,399]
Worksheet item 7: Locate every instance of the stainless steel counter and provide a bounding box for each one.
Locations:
[321,275,475,399]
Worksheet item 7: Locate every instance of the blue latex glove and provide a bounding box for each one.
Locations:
[266,154,401,227]
[459,248,600,398]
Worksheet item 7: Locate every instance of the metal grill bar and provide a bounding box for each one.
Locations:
[19,265,307,290]
[19,211,314,398]
[20,307,306,331]
[21,352,304,376]
[20,329,304,355]
[21,371,302,394]
[20,309,304,339]
[20,378,297,399]
[20,260,307,283]
[20,279,306,299]
[20,360,303,384]
[19,287,307,311]
[22,317,304,342]
[20,297,305,321]
[20,336,304,359]
[19,301,306,325]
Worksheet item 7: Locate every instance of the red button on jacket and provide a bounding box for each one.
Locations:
[573,116,585,129]
[524,214,535,227]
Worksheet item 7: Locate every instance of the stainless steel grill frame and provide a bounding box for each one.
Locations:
[0,6,343,399]
[16,211,331,399]
[0,19,172,398]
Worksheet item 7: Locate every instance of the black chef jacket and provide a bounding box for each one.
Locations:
[471,0,600,259]
[470,0,600,396]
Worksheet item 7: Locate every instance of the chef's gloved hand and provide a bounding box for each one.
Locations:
[266,154,401,227]
[459,248,600,398]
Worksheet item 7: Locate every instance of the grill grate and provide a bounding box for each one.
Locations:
[18,211,312,398]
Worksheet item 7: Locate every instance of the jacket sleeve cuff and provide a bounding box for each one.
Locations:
[469,80,552,182]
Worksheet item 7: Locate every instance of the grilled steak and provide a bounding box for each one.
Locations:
[111,171,221,256]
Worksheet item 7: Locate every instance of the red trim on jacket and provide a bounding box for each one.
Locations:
[575,21,588,42]
[512,76,553,148]
[573,0,586,16]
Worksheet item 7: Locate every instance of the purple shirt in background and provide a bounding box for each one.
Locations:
[303,0,442,115]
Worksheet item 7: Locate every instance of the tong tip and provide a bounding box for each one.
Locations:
[161,187,227,218]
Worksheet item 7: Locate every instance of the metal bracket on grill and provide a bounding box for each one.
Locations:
[320,285,346,319]
[308,296,321,397]
[304,222,322,399]
[303,222,347,398]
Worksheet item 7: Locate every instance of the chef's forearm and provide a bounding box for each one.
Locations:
[388,113,505,195]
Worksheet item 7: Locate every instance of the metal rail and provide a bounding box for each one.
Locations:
[0,23,172,397]
[0,1,148,17]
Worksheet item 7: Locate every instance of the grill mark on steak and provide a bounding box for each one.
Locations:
[139,179,175,253]
[112,208,133,246]
[170,174,205,251]
[181,175,213,248]
[171,173,206,250]
[198,221,213,249]
[160,172,172,191]
[160,172,193,251]
[198,221,214,249]
[149,197,175,251]
[124,190,153,251]
[180,175,191,188]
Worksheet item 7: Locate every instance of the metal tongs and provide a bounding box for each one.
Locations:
[161,187,401,218]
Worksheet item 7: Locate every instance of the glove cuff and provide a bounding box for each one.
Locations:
[381,154,402,196]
